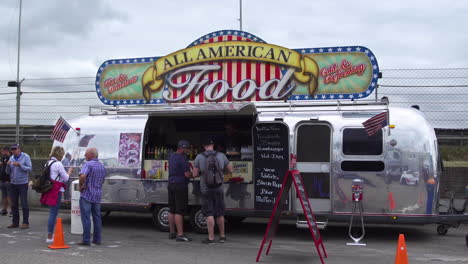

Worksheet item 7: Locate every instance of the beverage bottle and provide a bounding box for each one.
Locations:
[149,147,154,159]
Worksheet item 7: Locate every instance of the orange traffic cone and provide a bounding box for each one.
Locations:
[48,218,70,249]
[394,234,408,264]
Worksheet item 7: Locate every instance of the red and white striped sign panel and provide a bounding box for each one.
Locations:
[96,30,379,105]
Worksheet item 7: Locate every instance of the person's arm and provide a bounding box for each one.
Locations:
[56,162,72,182]
[79,173,87,192]
[5,157,11,175]
[192,155,200,178]
[183,158,192,178]
[18,155,32,172]
[79,163,90,192]
[223,155,233,173]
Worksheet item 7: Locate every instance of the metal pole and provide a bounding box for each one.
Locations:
[15,0,23,144]
[239,0,243,31]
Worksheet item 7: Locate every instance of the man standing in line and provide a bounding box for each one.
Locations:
[6,144,32,229]
[0,146,12,216]
[167,140,193,242]
[78,147,106,246]
[193,137,233,245]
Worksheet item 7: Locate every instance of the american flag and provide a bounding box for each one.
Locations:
[51,117,71,143]
[362,111,388,136]
[169,34,283,103]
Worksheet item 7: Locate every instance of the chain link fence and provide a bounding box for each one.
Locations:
[0,68,467,128]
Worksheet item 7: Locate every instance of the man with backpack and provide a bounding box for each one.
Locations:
[193,137,233,245]
[6,144,32,229]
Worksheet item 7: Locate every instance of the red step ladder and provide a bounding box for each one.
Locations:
[256,169,327,264]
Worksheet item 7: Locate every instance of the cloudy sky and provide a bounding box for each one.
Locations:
[1,0,467,81]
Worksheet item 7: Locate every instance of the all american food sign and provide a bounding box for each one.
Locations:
[96,30,379,105]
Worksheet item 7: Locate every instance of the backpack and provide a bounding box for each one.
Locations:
[32,160,57,193]
[202,151,223,188]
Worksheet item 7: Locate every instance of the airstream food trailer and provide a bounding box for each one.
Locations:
[57,30,466,233]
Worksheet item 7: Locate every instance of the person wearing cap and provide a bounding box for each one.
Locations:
[193,137,233,245]
[167,140,193,242]
[5,144,32,229]
[0,145,12,216]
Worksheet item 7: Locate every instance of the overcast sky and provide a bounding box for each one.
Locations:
[0,0,467,81]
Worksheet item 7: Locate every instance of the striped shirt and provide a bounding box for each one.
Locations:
[80,158,106,203]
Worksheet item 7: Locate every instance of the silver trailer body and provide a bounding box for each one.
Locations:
[57,101,445,230]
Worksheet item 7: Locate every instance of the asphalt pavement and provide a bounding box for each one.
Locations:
[0,208,467,264]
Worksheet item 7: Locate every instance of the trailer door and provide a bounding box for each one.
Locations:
[295,122,331,213]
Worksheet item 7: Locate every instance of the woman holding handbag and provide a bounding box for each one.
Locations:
[40,146,73,243]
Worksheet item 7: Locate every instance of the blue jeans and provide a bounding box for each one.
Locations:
[79,197,102,244]
[10,183,29,225]
[47,192,62,234]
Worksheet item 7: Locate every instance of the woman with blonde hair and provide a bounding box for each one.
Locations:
[40,146,73,243]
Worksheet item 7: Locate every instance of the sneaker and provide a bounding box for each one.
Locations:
[92,241,101,245]
[202,238,216,245]
[77,242,91,246]
[7,224,19,228]
[168,232,176,239]
[20,224,29,229]
[1,210,7,216]
[46,237,54,244]
[176,234,192,242]
[219,237,226,243]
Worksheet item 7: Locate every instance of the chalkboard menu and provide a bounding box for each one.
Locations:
[253,122,289,210]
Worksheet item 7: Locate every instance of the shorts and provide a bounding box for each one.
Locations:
[0,182,11,199]
[201,190,225,217]
[168,183,188,215]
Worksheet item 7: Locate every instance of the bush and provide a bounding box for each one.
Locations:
[440,145,468,161]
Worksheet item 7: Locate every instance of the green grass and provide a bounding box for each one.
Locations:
[443,161,468,167]
[21,141,53,159]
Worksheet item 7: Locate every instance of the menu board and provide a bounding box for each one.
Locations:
[253,122,289,210]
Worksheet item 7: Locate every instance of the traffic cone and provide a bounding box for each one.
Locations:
[394,234,408,264]
[48,218,70,249]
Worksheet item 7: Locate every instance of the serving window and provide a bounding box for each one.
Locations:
[142,114,255,182]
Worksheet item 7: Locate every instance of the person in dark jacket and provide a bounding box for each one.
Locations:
[167,140,193,242]
[0,146,12,216]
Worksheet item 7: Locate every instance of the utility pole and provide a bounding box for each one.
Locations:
[239,0,243,31]
[15,0,23,144]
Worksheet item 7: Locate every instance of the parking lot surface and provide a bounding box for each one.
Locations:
[0,209,466,264]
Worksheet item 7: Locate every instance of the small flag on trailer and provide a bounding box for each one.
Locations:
[362,111,388,136]
[51,117,72,143]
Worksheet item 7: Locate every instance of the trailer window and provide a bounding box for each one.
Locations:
[342,128,383,155]
[341,161,385,172]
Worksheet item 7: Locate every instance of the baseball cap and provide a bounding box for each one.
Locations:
[177,140,190,149]
[10,144,20,150]
[201,137,214,146]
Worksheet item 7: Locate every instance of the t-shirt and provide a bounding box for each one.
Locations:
[168,153,190,185]
[194,150,229,193]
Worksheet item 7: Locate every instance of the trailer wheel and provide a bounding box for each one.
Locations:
[437,224,449,235]
[152,205,170,232]
[190,207,208,234]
